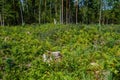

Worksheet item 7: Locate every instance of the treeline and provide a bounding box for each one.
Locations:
[0,0,120,26]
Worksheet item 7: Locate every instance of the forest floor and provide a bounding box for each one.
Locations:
[0,24,120,80]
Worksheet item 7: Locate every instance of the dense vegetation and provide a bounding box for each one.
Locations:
[0,0,120,25]
[0,24,120,80]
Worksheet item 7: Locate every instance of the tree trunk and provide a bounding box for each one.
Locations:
[66,0,68,24]
[76,6,78,24]
[2,13,4,26]
[69,0,70,23]
[2,0,5,26]
[75,0,78,24]
[0,13,2,26]
[50,0,52,23]
[44,0,46,23]
[60,4,62,23]
[20,1,24,26]
[55,0,57,19]
[39,0,41,24]
[99,0,102,26]
[62,0,63,24]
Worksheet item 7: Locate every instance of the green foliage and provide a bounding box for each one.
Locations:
[0,24,120,80]
[1,0,120,25]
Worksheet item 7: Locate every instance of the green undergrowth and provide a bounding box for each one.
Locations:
[0,24,120,80]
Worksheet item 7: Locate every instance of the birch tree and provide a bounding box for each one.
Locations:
[20,0,24,26]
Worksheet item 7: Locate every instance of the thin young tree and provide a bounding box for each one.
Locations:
[20,0,24,26]
[39,0,41,24]
[66,0,68,23]
[62,0,64,24]
[99,0,102,26]
[69,0,71,23]
[55,0,57,19]
[1,0,5,26]
[0,13,1,26]
[49,0,52,23]
[44,0,46,23]
[0,0,2,26]
[75,0,78,24]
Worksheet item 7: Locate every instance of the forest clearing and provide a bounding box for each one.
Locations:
[0,24,120,80]
[0,0,120,80]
